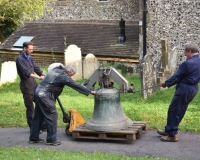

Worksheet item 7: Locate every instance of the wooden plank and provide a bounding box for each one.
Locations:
[97,57,139,63]
[132,122,147,130]
[136,128,143,138]
[72,132,80,138]
[99,133,106,139]
[132,121,147,124]
[126,134,136,141]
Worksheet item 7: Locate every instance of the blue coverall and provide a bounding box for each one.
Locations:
[16,51,43,129]
[164,55,200,136]
[29,66,91,143]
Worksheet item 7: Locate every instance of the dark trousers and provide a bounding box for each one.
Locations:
[29,95,58,142]
[165,85,198,136]
[22,93,34,129]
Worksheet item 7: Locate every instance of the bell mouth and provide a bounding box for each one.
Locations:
[85,118,133,132]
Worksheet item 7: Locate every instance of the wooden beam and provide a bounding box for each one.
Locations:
[96,57,139,63]
[0,50,139,63]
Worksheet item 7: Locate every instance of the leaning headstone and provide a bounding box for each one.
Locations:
[0,61,17,85]
[83,53,99,79]
[168,47,179,74]
[64,45,82,80]
[141,55,157,99]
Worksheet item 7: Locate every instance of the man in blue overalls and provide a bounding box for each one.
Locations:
[16,42,45,130]
[157,42,200,142]
[29,64,96,146]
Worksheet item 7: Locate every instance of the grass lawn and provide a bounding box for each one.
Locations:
[0,146,174,160]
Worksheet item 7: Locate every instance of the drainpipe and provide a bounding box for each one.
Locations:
[143,0,147,58]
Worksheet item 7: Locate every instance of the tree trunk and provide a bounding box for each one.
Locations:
[0,27,5,44]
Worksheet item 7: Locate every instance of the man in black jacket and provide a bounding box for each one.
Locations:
[29,64,96,146]
[16,42,45,130]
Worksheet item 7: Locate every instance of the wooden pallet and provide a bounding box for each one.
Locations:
[72,121,147,141]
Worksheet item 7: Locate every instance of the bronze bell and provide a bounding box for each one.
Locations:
[85,88,132,131]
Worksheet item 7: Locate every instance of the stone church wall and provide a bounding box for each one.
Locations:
[40,0,140,21]
[146,0,200,67]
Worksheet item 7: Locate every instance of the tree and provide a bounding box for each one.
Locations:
[0,0,55,43]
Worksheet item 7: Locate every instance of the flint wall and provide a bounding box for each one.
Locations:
[146,0,200,67]
[40,0,140,21]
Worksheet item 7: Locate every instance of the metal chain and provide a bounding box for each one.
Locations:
[133,84,161,93]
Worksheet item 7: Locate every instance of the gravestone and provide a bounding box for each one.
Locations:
[64,45,82,80]
[169,47,179,74]
[47,63,64,72]
[141,55,157,98]
[0,61,17,85]
[83,53,99,79]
